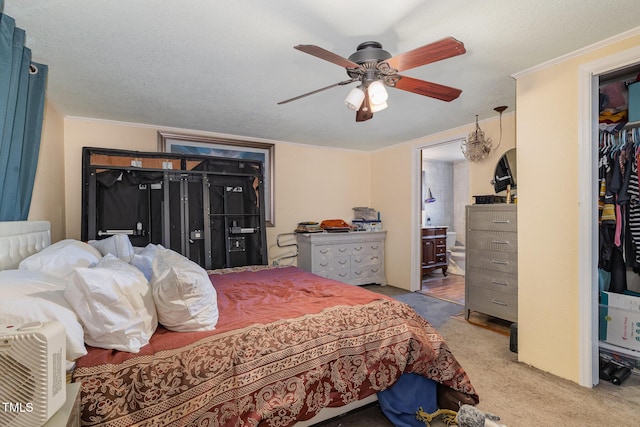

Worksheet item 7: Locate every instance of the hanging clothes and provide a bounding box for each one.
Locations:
[627,147,640,270]
[598,132,634,293]
[598,135,616,271]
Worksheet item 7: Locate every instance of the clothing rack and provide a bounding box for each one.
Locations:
[599,126,640,150]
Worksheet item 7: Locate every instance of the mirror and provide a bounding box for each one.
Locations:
[492,148,516,193]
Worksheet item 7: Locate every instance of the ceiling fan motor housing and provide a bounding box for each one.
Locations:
[347,41,392,65]
[347,41,393,83]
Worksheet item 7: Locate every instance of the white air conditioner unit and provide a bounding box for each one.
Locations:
[0,321,66,427]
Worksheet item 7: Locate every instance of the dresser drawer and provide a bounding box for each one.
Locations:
[467,209,517,232]
[466,231,517,253]
[314,256,350,271]
[467,287,517,321]
[352,252,382,267]
[352,265,383,280]
[315,268,351,282]
[466,267,518,294]
[313,244,350,258]
[467,249,517,274]
[350,241,384,255]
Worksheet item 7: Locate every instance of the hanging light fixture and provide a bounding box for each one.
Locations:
[425,188,436,203]
[344,80,389,113]
[344,86,365,110]
[367,80,389,105]
[370,100,388,113]
[461,106,507,162]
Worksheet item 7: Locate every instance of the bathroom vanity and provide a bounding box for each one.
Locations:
[421,226,448,276]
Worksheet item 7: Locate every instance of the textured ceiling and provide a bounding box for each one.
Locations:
[5,0,640,151]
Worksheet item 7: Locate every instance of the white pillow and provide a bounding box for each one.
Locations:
[89,234,135,263]
[65,254,158,353]
[130,243,162,281]
[19,239,102,280]
[0,270,87,361]
[151,248,218,332]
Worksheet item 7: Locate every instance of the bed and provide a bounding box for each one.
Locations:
[0,221,478,426]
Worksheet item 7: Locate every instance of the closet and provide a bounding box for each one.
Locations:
[81,147,268,270]
[597,67,640,372]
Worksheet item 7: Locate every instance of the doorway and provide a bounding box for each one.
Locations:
[578,46,640,387]
[419,139,468,305]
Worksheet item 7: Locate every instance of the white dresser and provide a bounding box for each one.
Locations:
[465,204,517,322]
[296,231,386,285]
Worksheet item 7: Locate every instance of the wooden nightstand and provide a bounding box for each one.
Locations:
[43,383,80,427]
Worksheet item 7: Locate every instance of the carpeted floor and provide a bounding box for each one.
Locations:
[315,285,640,427]
[393,292,464,328]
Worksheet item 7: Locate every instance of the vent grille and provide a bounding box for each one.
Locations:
[0,331,51,427]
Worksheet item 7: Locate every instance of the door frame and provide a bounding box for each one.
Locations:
[411,137,467,292]
[577,46,640,387]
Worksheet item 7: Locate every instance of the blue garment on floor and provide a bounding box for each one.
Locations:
[377,373,438,427]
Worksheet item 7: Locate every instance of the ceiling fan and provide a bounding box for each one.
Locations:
[278,37,466,122]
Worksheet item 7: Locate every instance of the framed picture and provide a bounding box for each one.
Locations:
[158,131,275,226]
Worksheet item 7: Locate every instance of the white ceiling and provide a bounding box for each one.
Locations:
[5,0,640,151]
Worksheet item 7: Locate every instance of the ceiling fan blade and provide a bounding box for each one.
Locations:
[385,37,466,72]
[277,79,357,105]
[393,75,462,102]
[356,94,373,122]
[294,45,361,69]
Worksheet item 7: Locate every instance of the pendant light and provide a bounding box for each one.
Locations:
[461,106,507,162]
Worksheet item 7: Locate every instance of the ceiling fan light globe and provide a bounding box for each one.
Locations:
[344,87,365,110]
[367,80,388,104]
[370,101,388,113]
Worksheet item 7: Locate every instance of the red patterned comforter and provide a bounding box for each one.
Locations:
[72,266,477,426]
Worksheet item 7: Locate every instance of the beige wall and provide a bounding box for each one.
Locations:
[61,119,371,265]
[265,143,370,264]
[515,33,640,383]
[28,99,66,242]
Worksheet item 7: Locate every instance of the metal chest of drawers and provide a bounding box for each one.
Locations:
[296,231,386,286]
[465,204,517,322]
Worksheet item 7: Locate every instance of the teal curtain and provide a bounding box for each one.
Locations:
[0,7,48,220]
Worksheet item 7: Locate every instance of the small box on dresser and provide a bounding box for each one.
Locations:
[296,231,386,286]
[465,204,517,322]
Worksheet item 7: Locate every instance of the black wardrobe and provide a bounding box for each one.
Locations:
[81,147,268,269]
